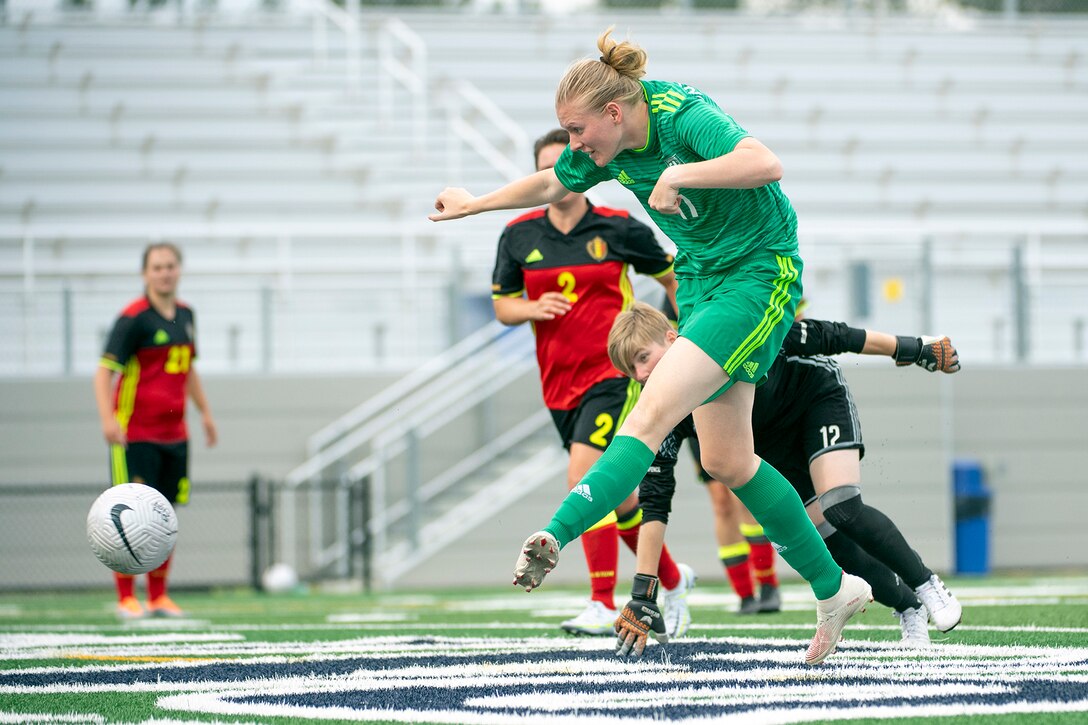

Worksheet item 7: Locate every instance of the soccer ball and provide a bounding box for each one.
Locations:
[86,483,178,575]
[261,562,299,594]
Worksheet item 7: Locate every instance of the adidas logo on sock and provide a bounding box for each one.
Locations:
[571,483,593,502]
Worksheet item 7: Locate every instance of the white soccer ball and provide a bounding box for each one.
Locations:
[261,562,299,593]
[86,483,178,575]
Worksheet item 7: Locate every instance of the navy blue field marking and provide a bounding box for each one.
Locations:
[230,678,1088,721]
[0,639,789,688]
[7,639,1088,720]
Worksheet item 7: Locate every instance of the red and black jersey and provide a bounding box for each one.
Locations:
[99,296,198,444]
[492,202,674,410]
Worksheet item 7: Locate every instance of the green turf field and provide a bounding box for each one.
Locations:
[1,573,1087,724]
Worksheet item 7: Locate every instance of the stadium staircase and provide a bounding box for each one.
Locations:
[280,318,572,587]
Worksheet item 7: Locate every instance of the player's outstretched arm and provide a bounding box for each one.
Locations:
[429,169,570,221]
[862,329,961,373]
[785,320,960,374]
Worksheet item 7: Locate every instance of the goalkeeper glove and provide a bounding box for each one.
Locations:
[615,573,669,658]
[894,335,960,373]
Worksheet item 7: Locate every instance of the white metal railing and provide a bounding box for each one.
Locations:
[296,319,520,465]
[305,0,362,95]
[6,225,1088,377]
[303,320,505,458]
[378,17,429,157]
[444,79,530,183]
[346,351,543,580]
[279,317,543,579]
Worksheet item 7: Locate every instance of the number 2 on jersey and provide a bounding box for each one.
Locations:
[557,271,579,304]
[589,413,614,447]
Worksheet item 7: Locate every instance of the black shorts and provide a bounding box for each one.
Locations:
[549,377,640,452]
[109,441,190,505]
[692,356,864,506]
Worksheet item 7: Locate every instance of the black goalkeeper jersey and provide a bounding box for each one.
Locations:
[645,318,867,494]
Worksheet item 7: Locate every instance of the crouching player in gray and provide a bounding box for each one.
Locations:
[607,302,963,657]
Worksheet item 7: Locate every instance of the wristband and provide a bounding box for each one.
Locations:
[894,335,922,364]
[631,573,659,601]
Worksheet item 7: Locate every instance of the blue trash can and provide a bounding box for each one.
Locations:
[953,459,992,575]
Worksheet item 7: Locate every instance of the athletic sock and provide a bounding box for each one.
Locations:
[826,496,934,589]
[719,542,754,599]
[147,555,172,601]
[823,529,920,612]
[114,573,135,601]
[545,436,656,548]
[655,545,681,590]
[741,523,779,588]
[614,506,681,589]
[730,459,843,600]
[581,517,618,610]
[615,506,642,555]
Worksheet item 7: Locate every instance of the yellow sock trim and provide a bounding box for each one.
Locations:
[615,508,643,531]
[586,510,618,532]
[740,523,765,538]
[719,542,751,560]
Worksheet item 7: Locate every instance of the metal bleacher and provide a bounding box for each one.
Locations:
[2,3,1088,378]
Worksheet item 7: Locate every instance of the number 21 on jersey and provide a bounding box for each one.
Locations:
[164,345,191,374]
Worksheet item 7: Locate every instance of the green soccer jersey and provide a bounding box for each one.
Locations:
[554,79,799,277]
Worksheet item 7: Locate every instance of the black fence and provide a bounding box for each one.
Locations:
[0,477,372,593]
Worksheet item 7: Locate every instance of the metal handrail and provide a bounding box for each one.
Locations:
[362,408,552,531]
[305,0,362,95]
[298,320,526,460]
[280,316,538,575]
[377,444,567,585]
[292,338,535,489]
[378,17,428,156]
[445,79,530,183]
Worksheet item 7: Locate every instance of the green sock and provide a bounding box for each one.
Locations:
[544,435,655,548]
[731,459,843,600]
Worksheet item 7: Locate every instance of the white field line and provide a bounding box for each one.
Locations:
[3,620,1088,639]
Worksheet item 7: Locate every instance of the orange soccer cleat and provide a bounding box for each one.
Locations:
[147,595,185,618]
[116,596,144,620]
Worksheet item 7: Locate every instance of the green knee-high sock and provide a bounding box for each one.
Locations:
[544,435,656,548]
[731,459,843,600]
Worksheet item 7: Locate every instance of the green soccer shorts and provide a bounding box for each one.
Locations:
[676,250,803,401]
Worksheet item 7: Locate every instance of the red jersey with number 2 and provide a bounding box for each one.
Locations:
[492,204,674,410]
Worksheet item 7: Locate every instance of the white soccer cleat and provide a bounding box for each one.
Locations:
[805,572,872,665]
[895,604,931,648]
[512,531,559,592]
[661,563,696,638]
[560,599,619,636]
[914,573,962,632]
